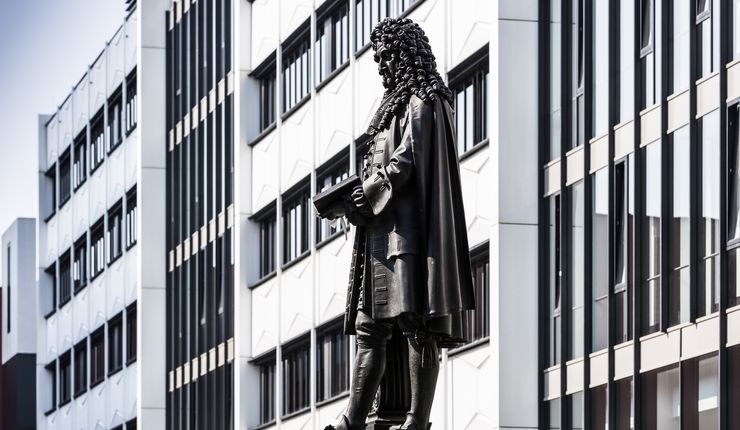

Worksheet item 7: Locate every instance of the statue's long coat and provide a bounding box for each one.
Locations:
[344,93,476,347]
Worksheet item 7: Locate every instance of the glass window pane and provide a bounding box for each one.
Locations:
[670,0,690,92]
[592,169,608,351]
[592,0,608,137]
[642,141,661,334]
[699,111,720,316]
[570,181,585,359]
[620,0,635,121]
[669,126,690,326]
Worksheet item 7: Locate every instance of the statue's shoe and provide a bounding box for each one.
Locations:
[324,415,366,430]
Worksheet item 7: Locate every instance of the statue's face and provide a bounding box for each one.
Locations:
[375,44,397,89]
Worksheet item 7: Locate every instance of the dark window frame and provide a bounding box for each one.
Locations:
[255,350,277,425]
[44,361,57,415]
[90,217,106,280]
[90,108,106,172]
[58,350,72,407]
[316,318,350,403]
[125,69,137,136]
[252,52,277,133]
[126,302,137,364]
[59,249,72,307]
[108,86,124,154]
[72,129,87,191]
[282,178,311,266]
[90,326,106,387]
[353,0,424,53]
[281,21,312,116]
[108,200,124,265]
[315,148,351,245]
[44,163,57,222]
[281,335,311,417]
[125,186,137,250]
[108,312,124,375]
[44,263,57,318]
[315,0,351,87]
[448,44,490,156]
[254,202,277,280]
[73,339,88,398]
[73,233,88,294]
[465,241,490,344]
[59,147,72,208]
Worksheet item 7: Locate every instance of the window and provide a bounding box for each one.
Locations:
[59,147,71,206]
[126,303,137,364]
[73,234,87,294]
[45,361,56,414]
[125,71,137,135]
[254,54,276,132]
[591,0,608,137]
[449,46,489,155]
[315,0,350,85]
[59,250,72,306]
[669,127,690,326]
[43,264,56,317]
[6,245,10,332]
[108,313,123,374]
[90,218,105,279]
[592,169,608,351]
[44,164,56,221]
[316,151,350,244]
[697,112,720,317]
[549,0,561,160]
[354,0,420,51]
[682,354,719,428]
[466,243,490,343]
[569,391,584,430]
[571,0,585,148]
[730,106,740,306]
[615,378,634,430]
[126,419,137,430]
[72,130,86,190]
[590,385,607,430]
[73,340,87,397]
[59,351,71,406]
[696,0,719,79]
[618,0,635,122]
[282,25,311,113]
[282,339,310,416]
[90,327,105,386]
[547,398,561,429]
[108,88,123,152]
[90,110,105,170]
[108,201,123,264]
[569,181,584,359]
[548,194,562,366]
[642,141,661,334]
[669,0,690,93]
[730,346,740,428]
[642,365,679,428]
[258,353,276,424]
[640,0,656,109]
[734,0,740,61]
[256,205,276,278]
[316,323,350,402]
[125,187,137,249]
[614,155,635,344]
[283,183,310,264]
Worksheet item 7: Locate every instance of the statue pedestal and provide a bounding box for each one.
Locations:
[365,325,431,430]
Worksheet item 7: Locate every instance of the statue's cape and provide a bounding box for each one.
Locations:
[413,96,476,345]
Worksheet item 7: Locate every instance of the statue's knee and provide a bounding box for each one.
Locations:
[355,312,393,349]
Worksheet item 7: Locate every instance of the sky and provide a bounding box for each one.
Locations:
[0,0,125,249]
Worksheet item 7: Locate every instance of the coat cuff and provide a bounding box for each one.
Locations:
[362,166,392,215]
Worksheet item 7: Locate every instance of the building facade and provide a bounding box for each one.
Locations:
[164,0,539,429]
[2,218,37,429]
[540,0,740,428]
[36,2,170,428]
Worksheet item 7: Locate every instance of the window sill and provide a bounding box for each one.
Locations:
[249,271,277,290]
[59,296,72,309]
[315,390,350,408]
[90,269,105,283]
[44,406,56,416]
[281,250,310,272]
[58,196,71,210]
[126,355,137,366]
[254,419,277,430]
[73,283,87,296]
[44,211,56,223]
[90,161,104,176]
[281,406,311,422]
[108,253,123,267]
[355,42,372,58]
[447,336,490,358]
[90,377,105,389]
[108,365,123,377]
[315,228,349,251]
[58,398,71,408]
[108,140,123,155]
[125,241,137,252]
[44,309,57,319]
[73,179,87,193]
[73,388,87,399]
[398,0,426,19]
[249,122,277,147]
[458,138,489,163]
[281,95,311,122]
[125,125,137,138]
[315,61,350,93]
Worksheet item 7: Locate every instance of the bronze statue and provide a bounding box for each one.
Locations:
[318,17,475,430]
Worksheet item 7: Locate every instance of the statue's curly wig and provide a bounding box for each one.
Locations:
[366,17,453,135]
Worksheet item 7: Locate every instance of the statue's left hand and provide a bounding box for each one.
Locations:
[352,186,373,217]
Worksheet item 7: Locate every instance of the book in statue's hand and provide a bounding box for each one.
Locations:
[313,174,361,220]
